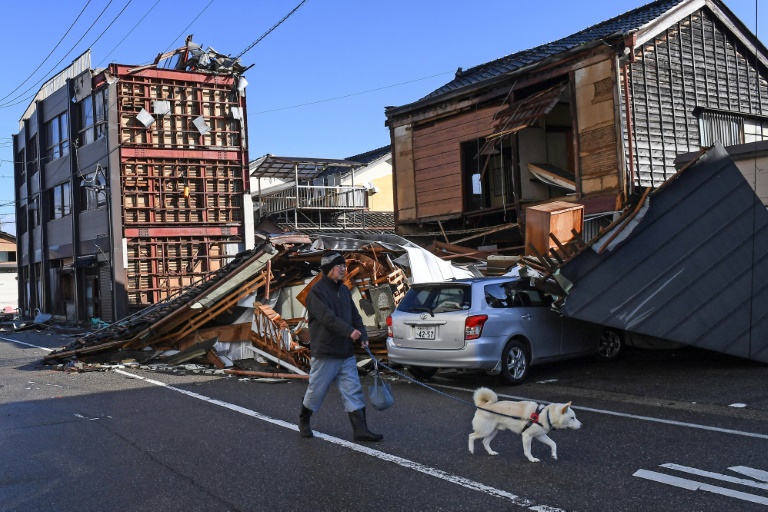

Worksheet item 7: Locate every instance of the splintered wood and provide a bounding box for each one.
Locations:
[251,303,311,373]
[43,240,411,376]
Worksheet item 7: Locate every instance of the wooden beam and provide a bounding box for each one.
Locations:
[452,222,518,245]
[437,219,450,244]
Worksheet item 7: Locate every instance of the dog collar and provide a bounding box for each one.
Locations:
[545,408,556,430]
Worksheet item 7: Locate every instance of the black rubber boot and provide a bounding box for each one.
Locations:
[299,405,314,438]
[348,407,383,442]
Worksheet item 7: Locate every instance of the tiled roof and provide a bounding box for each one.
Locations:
[421,0,687,101]
[318,145,392,180]
[345,145,391,165]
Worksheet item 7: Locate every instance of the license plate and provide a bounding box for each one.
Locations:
[415,326,436,340]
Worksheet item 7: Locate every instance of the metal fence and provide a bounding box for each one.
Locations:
[259,185,368,214]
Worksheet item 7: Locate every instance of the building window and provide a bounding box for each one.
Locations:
[744,119,768,143]
[79,89,107,146]
[698,109,768,146]
[49,183,71,220]
[29,196,40,228]
[18,206,27,234]
[81,171,107,210]
[45,112,69,161]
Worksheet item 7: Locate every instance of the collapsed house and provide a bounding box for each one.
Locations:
[551,144,768,362]
[43,233,473,372]
[42,145,768,371]
[384,0,768,254]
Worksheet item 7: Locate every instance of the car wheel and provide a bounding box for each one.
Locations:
[408,366,438,381]
[596,329,623,360]
[501,339,529,385]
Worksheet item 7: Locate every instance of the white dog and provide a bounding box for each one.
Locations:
[468,387,582,463]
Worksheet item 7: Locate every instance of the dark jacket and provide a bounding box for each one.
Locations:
[306,273,368,358]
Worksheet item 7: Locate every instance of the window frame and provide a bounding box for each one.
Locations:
[79,89,108,146]
[45,112,69,161]
[49,182,72,220]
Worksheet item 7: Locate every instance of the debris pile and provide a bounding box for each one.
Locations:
[42,233,471,375]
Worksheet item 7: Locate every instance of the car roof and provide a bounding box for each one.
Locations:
[410,276,522,288]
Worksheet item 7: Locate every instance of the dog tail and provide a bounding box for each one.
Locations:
[473,387,498,407]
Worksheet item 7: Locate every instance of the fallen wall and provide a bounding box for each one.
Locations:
[558,144,768,362]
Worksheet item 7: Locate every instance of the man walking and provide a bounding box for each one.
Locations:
[298,252,383,442]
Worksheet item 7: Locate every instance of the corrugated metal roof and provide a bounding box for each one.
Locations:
[249,155,363,180]
[420,0,686,102]
[558,144,768,363]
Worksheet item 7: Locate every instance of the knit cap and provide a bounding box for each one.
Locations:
[320,252,345,273]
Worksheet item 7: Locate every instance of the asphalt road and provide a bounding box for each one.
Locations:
[1,329,767,511]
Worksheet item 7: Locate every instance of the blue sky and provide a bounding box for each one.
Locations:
[0,0,764,234]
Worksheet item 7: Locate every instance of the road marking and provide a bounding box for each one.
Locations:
[660,463,768,491]
[0,336,54,351]
[8,335,768,510]
[5,336,768,442]
[434,384,768,440]
[112,369,564,511]
[731,466,768,483]
[633,469,768,506]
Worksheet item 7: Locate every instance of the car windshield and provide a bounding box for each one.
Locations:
[397,284,471,313]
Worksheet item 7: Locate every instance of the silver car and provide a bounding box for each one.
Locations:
[386,276,622,384]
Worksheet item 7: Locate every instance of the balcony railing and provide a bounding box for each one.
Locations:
[259,185,368,215]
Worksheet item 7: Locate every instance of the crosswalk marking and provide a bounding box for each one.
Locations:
[634,464,768,506]
[660,463,768,491]
[730,466,768,483]
[634,470,768,506]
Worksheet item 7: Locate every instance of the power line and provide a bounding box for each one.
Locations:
[162,0,216,54]
[252,71,454,115]
[234,0,309,59]
[86,0,136,51]
[0,0,116,109]
[0,0,93,104]
[97,0,163,67]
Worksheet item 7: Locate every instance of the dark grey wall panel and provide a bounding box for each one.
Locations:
[560,144,768,362]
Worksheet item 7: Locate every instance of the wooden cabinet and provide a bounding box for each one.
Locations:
[524,201,583,256]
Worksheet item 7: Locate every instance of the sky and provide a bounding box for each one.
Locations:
[0,0,765,235]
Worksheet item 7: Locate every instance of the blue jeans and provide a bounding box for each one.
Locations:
[302,355,366,413]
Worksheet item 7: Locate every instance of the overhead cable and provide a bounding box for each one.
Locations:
[252,71,454,115]
[233,0,309,59]
[86,0,136,51]
[162,0,216,54]
[97,0,163,67]
[0,0,93,104]
[0,0,116,109]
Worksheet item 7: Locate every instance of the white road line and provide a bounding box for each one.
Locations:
[2,336,571,510]
[730,466,768,483]
[5,337,768,442]
[112,369,563,511]
[661,463,768,491]
[0,336,54,351]
[10,335,768,511]
[434,383,768,440]
[633,469,768,506]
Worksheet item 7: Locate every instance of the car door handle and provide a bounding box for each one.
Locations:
[521,314,532,320]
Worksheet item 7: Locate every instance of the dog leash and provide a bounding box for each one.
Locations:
[364,345,543,426]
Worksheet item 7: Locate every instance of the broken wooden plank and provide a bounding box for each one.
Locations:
[451,222,518,245]
[224,369,308,380]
